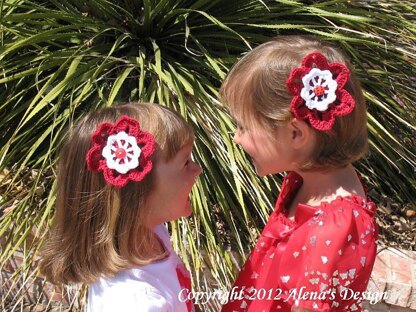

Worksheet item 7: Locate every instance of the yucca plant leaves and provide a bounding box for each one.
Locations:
[1,0,415,310]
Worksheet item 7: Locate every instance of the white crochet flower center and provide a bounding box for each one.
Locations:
[300,68,337,112]
[102,131,142,174]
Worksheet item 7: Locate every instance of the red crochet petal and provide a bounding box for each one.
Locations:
[333,89,355,116]
[137,132,156,159]
[113,115,141,137]
[86,146,103,171]
[102,168,129,188]
[91,122,112,145]
[286,68,309,95]
[290,96,309,119]
[127,162,153,182]
[329,63,350,89]
[302,52,329,70]
[309,110,336,131]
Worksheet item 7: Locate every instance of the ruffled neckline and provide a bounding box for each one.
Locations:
[276,171,377,227]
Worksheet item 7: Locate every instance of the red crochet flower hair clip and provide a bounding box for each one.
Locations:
[86,115,156,188]
[286,52,355,131]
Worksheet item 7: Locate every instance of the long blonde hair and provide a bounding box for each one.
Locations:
[39,103,194,285]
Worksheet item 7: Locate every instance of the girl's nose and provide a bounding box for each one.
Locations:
[194,163,202,176]
[233,132,240,144]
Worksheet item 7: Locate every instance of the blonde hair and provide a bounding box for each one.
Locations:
[221,35,368,171]
[39,103,194,285]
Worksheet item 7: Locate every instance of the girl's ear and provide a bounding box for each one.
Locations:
[288,118,314,149]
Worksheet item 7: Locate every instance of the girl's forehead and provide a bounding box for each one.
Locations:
[179,141,193,153]
[174,141,194,160]
[226,83,259,124]
[230,106,260,128]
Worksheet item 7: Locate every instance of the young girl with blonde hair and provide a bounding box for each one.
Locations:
[221,36,378,311]
[40,103,201,311]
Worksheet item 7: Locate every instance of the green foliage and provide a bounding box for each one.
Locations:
[0,0,415,310]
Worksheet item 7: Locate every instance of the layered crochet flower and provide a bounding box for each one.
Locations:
[86,115,155,188]
[286,52,355,131]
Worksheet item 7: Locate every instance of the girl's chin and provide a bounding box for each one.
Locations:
[252,159,264,176]
[254,164,266,177]
[183,198,193,215]
[254,162,282,176]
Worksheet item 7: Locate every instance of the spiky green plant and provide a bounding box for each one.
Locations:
[1,0,415,310]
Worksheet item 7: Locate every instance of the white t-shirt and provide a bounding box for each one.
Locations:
[88,224,192,312]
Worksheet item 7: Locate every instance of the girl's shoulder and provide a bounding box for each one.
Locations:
[88,224,186,312]
[312,194,377,221]
[88,271,172,311]
[293,193,377,232]
[305,193,376,214]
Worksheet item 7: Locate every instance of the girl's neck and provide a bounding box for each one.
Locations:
[149,229,168,257]
[294,164,365,206]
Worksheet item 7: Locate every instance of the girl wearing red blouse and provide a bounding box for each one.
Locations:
[220,35,378,312]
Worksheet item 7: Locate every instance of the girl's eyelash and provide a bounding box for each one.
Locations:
[184,155,192,166]
[237,125,246,132]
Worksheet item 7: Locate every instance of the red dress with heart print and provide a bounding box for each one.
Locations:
[221,171,378,312]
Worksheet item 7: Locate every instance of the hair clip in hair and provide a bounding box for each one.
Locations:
[286,52,355,131]
[86,115,156,188]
